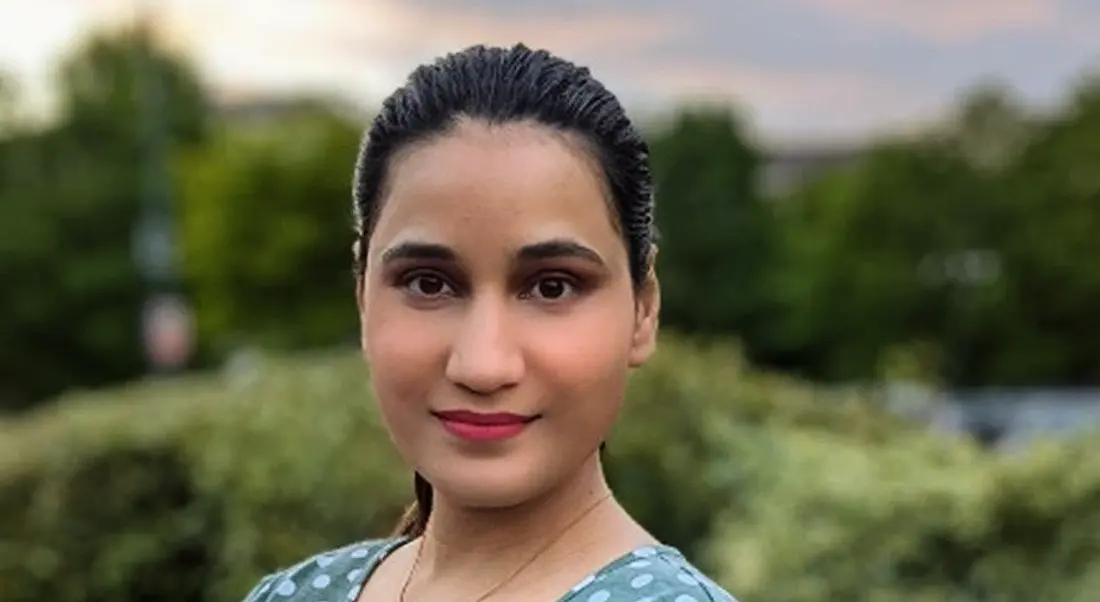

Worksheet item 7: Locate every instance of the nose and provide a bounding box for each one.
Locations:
[444,298,524,395]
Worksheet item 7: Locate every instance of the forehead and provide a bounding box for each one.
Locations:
[370,120,625,260]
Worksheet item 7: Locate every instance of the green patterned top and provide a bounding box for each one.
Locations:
[242,537,738,602]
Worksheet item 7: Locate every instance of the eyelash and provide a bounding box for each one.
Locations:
[395,270,585,302]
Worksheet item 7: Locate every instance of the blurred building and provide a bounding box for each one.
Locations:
[930,390,1100,451]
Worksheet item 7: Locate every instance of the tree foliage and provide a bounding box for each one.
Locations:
[648,107,774,344]
[757,79,1100,386]
[0,27,207,411]
[177,104,363,354]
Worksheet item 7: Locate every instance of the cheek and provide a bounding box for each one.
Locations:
[527,299,636,415]
[363,302,449,422]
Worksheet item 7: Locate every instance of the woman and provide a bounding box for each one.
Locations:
[242,43,737,602]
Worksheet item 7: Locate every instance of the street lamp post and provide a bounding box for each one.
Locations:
[130,0,194,375]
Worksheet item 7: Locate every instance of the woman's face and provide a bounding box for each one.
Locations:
[358,120,658,509]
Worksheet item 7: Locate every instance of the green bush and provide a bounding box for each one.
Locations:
[3,336,1097,601]
[705,428,1100,601]
[0,350,409,602]
[611,336,912,561]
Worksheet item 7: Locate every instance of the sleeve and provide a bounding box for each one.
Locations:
[240,572,282,602]
[651,586,739,602]
[659,566,739,602]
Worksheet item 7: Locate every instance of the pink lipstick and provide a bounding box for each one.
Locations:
[433,410,537,442]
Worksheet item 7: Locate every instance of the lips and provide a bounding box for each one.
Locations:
[432,410,537,425]
[432,410,539,442]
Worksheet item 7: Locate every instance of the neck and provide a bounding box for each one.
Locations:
[415,453,615,578]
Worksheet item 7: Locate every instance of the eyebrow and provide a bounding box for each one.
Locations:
[380,241,457,265]
[378,238,606,267]
[517,239,605,266]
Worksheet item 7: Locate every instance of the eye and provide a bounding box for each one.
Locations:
[404,273,454,298]
[525,276,577,301]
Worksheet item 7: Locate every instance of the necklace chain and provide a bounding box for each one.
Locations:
[398,491,614,602]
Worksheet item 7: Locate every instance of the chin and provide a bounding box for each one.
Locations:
[429,459,553,510]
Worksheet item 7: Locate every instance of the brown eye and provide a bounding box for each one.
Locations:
[407,274,452,297]
[529,277,574,301]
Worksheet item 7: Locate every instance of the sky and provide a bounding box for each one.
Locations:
[1,0,1099,144]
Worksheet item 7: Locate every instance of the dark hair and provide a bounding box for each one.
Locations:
[351,43,656,539]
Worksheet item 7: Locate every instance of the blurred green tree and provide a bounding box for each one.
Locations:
[0,26,208,411]
[763,79,1100,386]
[943,79,1035,173]
[177,104,363,355]
[648,106,775,348]
[980,77,1100,384]
[766,138,1000,384]
[0,73,18,134]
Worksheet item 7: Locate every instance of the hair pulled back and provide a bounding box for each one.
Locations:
[351,43,656,539]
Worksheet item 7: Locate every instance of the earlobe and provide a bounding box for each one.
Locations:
[628,270,660,368]
[355,273,365,313]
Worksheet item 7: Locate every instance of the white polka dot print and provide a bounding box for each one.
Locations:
[274,580,296,597]
[240,539,739,602]
[676,572,699,587]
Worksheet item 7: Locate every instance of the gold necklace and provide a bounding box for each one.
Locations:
[398,491,614,602]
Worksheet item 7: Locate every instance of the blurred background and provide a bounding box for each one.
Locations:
[2,0,1100,600]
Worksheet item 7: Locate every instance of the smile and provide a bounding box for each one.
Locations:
[432,410,540,442]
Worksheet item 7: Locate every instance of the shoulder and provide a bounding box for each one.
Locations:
[240,538,401,602]
[568,545,738,602]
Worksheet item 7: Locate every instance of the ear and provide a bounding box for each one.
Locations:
[355,273,366,313]
[628,250,660,368]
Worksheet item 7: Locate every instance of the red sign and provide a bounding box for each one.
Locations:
[142,294,194,370]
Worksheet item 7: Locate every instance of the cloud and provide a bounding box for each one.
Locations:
[146,0,695,102]
[289,0,927,139]
[8,0,1094,141]
[303,0,691,65]
[1061,8,1100,47]
[632,60,900,107]
[0,0,144,114]
[794,0,1059,43]
[326,2,950,140]
[623,58,940,142]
